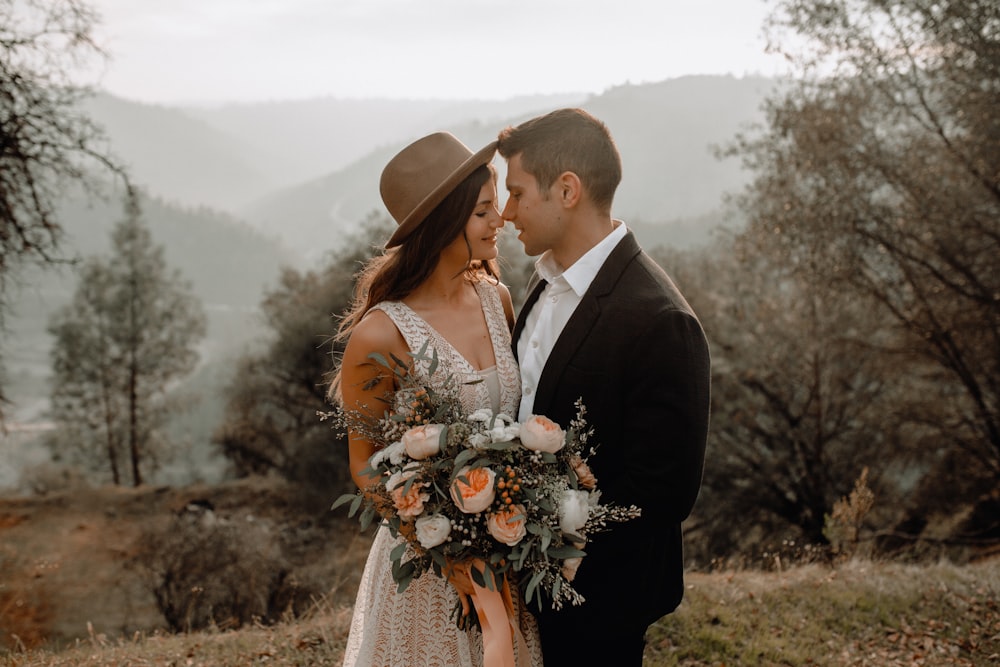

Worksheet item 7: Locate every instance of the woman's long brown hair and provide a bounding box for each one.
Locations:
[328,163,499,401]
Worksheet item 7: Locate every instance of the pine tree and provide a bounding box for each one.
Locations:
[48,199,206,486]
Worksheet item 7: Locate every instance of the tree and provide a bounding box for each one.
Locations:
[47,200,206,486]
[732,0,1000,510]
[1,0,128,416]
[212,213,393,506]
[653,240,908,559]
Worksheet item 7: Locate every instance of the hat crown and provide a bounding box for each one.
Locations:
[380,133,474,226]
[379,133,497,248]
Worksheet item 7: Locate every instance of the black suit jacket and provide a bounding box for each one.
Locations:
[514,230,710,634]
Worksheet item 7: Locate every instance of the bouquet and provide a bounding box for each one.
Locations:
[326,343,641,616]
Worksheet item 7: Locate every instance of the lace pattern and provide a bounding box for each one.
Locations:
[342,280,541,667]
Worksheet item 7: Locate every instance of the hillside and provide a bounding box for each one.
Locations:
[181,93,589,190]
[82,95,274,213]
[1,481,997,665]
[241,75,774,260]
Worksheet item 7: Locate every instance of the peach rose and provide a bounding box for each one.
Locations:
[561,556,583,582]
[519,415,565,453]
[402,424,444,460]
[450,466,497,513]
[387,469,429,521]
[487,505,527,546]
[569,454,598,489]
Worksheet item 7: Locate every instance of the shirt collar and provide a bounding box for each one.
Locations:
[535,220,627,297]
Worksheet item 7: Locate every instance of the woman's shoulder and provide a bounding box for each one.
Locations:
[474,279,515,331]
[345,308,406,356]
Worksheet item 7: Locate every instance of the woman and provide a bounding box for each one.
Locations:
[331,132,543,666]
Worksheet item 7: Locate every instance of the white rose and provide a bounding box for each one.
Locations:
[519,415,565,453]
[559,489,591,534]
[414,514,452,549]
[401,424,444,460]
[370,440,406,467]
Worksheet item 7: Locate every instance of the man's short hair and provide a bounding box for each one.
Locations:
[497,108,622,212]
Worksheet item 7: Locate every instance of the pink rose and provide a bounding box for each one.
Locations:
[519,415,565,453]
[387,470,429,521]
[402,424,444,460]
[450,466,497,513]
[487,505,527,546]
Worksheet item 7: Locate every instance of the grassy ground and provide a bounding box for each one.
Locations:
[3,557,997,667]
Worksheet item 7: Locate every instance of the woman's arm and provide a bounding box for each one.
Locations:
[338,310,409,489]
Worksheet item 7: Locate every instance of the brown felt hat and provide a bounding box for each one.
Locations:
[380,132,497,248]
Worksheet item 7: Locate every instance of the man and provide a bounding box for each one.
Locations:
[498,108,711,666]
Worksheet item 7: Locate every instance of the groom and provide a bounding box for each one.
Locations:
[498,108,711,666]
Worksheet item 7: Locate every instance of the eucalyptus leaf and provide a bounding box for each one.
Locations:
[348,494,364,518]
[525,570,545,605]
[429,549,448,570]
[453,448,477,472]
[546,544,587,558]
[330,493,358,512]
[359,505,376,530]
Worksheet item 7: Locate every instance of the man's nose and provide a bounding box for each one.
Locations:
[500,198,515,221]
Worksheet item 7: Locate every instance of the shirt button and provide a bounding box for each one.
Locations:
[531,340,539,348]
[550,295,559,303]
[524,387,533,395]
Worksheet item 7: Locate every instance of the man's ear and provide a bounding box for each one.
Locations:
[555,171,582,208]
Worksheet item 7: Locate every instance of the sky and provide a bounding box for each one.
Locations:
[84,0,788,105]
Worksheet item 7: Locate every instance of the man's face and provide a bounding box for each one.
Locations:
[501,154,563,257]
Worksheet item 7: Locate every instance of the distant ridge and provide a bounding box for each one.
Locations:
[83,76,775,259]
[240,75,775,259]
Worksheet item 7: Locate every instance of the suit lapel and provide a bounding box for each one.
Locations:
[531,232,642,415]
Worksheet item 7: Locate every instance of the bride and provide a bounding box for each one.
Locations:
[329,132,543,666]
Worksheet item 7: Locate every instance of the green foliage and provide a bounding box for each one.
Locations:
[132,510,308,633]
[681,0,1000,559]
[738,0,1000,487]
[46,200,206,486]
[656,240,901,559]
[212,213,393,505]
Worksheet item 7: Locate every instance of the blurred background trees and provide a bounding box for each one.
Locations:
[47,201,206,486]
[675,0,999,562]
[0,0,128,418]
[210,213,394,509]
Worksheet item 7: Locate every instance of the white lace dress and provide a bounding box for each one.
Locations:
[342,281,543,667]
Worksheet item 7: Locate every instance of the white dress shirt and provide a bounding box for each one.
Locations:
[517,220,628,422]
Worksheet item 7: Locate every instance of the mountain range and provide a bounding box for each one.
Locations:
[82,75,775,261]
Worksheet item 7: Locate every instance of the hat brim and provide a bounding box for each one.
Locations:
[384,140,498,249]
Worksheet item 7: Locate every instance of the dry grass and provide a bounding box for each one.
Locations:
[3,557,998,666]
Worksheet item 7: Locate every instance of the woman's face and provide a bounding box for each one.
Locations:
[444,178,504,263]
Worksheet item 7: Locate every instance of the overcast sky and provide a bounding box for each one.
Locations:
[85,0,787,105]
